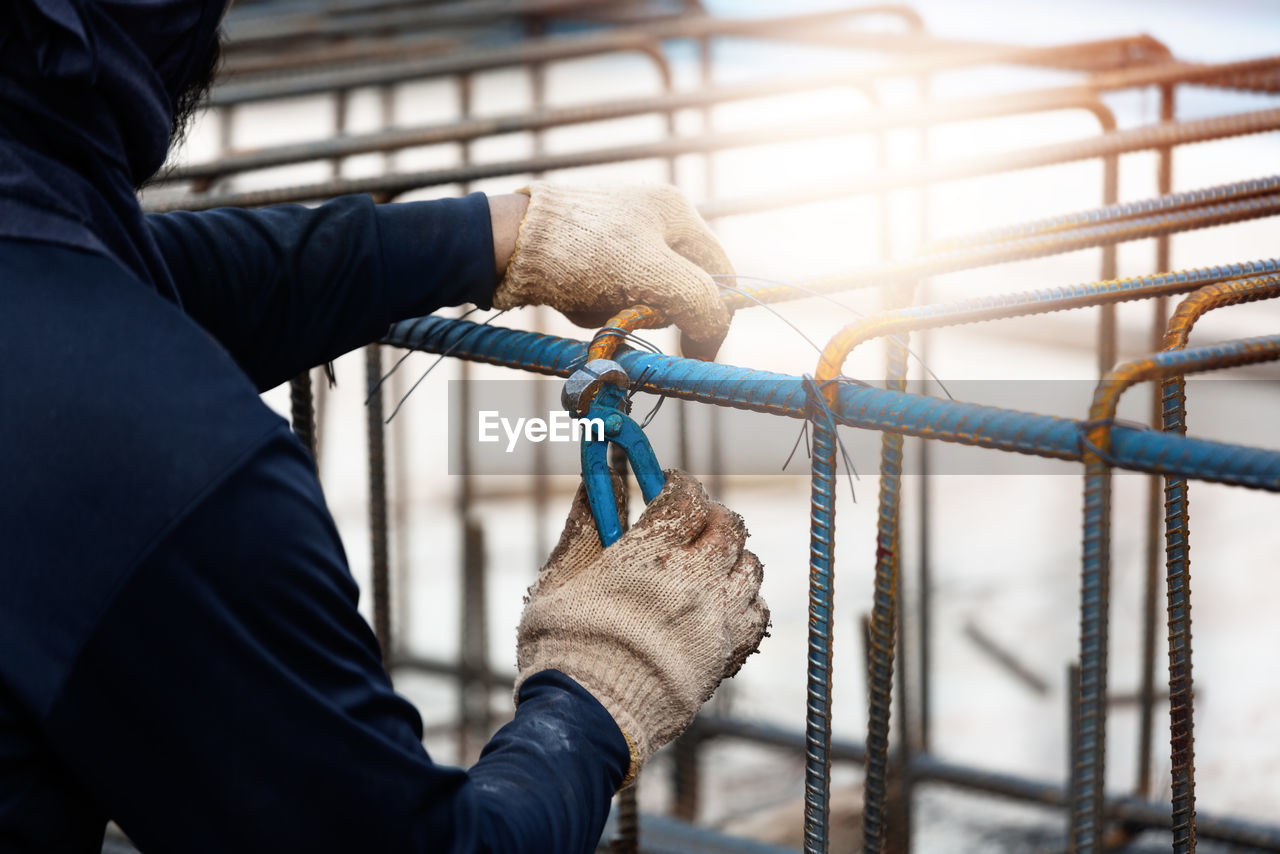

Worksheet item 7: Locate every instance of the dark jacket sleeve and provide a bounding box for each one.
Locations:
[42,427,628,854]
[147,193,497,391]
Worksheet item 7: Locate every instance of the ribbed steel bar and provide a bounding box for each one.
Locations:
[164,69,1116,184]
[1156,279,1280,853]
[804,392,838,854]
[701,107,1280,222]
[288,369,318,460]
[177,45,1280,186]
[1136,83,1176,803]
[222,0,624,50]
[1073,334,1280,854]
[208,8,943,106]
[693,715,1280,849]
[864,335,909,853]
[466,192,1280,372]
[381,316,1280,491]
[365,345,392,657]
[149,98,1280,215]
[218,1,901,72]
[812,262,1280,380]
[931,176,1279,254]
[809,259,1280,850]
[573,185,1280,349]
[792,187,1280,305]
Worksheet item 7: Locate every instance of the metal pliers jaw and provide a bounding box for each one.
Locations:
[562,358,666,547]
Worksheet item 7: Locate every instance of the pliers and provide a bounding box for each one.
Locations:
[561,358,666,547]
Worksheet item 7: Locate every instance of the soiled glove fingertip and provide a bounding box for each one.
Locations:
[631,469,711,544]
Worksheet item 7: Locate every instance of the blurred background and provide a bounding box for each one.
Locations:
[140,1,1280,850]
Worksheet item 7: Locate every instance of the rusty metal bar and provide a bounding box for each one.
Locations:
[208,8,935,106]
[812,263,1279,372]
[700,105,1280,221]
[364,345,392,657]
[1074,332,1280,853]
[1136,82,1177,803]
[169,51,1278,184]
[812,264,1280,850]
[692,715,1280,849]
[1156,278,1280,852]
[222,0,625,51]
[153,102,1280,221]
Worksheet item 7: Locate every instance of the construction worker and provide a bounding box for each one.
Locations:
[0,1,769,852]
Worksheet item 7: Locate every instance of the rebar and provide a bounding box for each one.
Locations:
[693,714,1280,849]
[700,106,1280,220]
[167,53,1261,185]
[382,316,1280,490]
[182,9,1280,849]
[147,100,1280,214]
[804,387,837,854]
[1156,278,1280,852]
[1073,333,1280,854]
[365,344,392,657]
[1136,83,1176,804]
[289,369,318,460]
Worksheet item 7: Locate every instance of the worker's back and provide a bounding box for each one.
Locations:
[0,238,281,852]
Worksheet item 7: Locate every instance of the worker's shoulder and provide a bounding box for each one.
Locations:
[0,238,281,460]
[1,240,284,620]
[0,239,288,712]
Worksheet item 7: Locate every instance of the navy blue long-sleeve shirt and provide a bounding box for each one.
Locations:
[0,195,628,853]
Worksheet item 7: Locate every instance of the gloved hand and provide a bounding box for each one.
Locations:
[515,470,769,786]
[492,182,735,360]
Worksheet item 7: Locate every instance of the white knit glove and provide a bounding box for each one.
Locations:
[515,470,769,786]
[493,182,735,360]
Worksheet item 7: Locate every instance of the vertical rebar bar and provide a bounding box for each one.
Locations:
[1153,275,1280,852]
[1137,84,1175,799]
[699,33,726,502]
[1097,140,1120,375]
[1072,450,1112,854]
[865,400,907,854]
[805,402,838,854]
[289,370,318,461]
[365,345,392,657]
[453,71,487,760]
[1162,371,1196,854]
[609,440,640,854]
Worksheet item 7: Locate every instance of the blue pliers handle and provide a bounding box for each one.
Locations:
[563,358,666,547]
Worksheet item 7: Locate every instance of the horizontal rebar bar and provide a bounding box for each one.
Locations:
[208,8,935,106]
[814,262,1280,382]
[146,102,1280,220]
[178,44,1275,182]
[700,106,1280,220]
[692,716,1280,850]
[381,316,1280,491]
[166,72,1110,184]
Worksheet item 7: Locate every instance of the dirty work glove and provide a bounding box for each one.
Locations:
[515,470,769,786]
[493,183,735,360]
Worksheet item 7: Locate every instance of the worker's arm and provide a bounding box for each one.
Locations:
[42,427,627,854]
[147,183,735,393]
[147,194,499,391]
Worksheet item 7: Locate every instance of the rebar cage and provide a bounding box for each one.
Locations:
[133,2,1280,852]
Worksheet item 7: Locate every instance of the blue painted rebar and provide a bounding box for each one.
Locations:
[383,316,1280,490]
[1073,334,1280,854]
